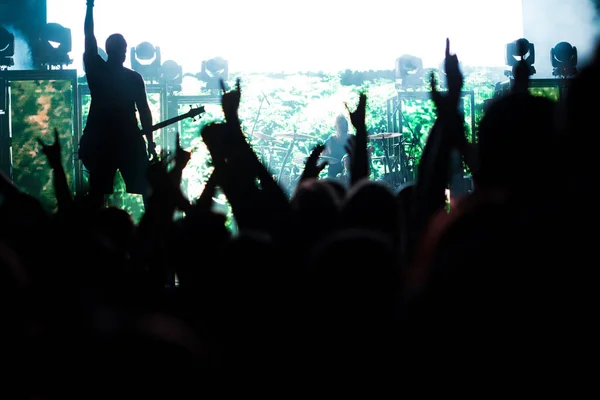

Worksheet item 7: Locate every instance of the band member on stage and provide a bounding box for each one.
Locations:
[323,114,374,181]
[79,0,157,208]
[323,114,351,179]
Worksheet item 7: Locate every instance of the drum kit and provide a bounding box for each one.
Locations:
[248,130,330,192]
[248,129,413,193]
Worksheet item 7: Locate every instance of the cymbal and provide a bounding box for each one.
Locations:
[293,155,340,164]
[371,155,397,160]
[274,132,317,140]
[252,131,282,141]
[369,133,402,140]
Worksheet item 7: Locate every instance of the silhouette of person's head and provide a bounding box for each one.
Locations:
[476,92,556,192]
[106,34,127,65]
[335,114,349,138]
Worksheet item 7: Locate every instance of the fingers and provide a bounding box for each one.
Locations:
[221,78,242,94]
[38,129,61,148]
[446,38,450,58]
[311,144,325,157]
[359,92,367,108]
[316,162,328,174]
[345,93,367,115]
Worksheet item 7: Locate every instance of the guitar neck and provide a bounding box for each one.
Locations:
[150,106,205,132]
[151,115,189,132]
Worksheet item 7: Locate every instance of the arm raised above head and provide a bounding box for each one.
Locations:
[84,0,98,55]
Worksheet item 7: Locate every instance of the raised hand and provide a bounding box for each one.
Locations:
[37,128,62,167]
[300,144,328,181]
[38,128,73,209]
[444,38,463,99]
[432,39,464,112]
[345,92,367,130]
[174,132,191,169]
[220,78,241,121]
[344,93,369,185]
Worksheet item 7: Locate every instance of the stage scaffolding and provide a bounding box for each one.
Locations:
[494,78,570,100]
[0,67,218,199]
[0,69,80,196]
[385,89,476,184]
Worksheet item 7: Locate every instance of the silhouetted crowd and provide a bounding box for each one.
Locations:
[1,38,598,396]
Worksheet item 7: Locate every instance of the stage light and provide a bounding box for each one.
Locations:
[0,25,15,69]
[200,57,229,90]
[161,60,182,83]
[160,60,183,91]
[551,42,578,78]
[34,23,73,69]
[505,38,535,78]
[131,41,162,82]
[395,55,424,88]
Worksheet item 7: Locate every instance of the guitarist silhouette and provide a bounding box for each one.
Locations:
[80,0,157,208]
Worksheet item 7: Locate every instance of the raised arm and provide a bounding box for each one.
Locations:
[84,0,98,55]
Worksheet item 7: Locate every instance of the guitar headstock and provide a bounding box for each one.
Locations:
[186,105,206,121]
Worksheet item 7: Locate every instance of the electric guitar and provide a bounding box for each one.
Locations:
[79,105,205,169]
[146,105,205,134]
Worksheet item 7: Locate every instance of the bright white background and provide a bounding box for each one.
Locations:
[47,0,524,73]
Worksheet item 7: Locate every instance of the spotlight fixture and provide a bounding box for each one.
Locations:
[199,57,229,90]
[160,59,183,91]
[505,38,535,78]
[131,41,161,82]
[0,25,15,69]
[34,23,73,69]
[395,55,424,88]
[551,42,578,78]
